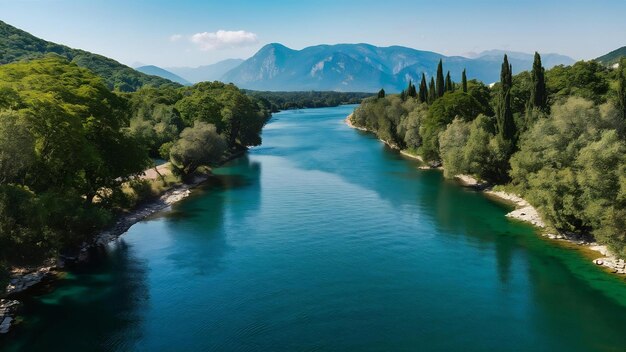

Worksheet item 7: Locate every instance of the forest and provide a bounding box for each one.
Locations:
[244,90,372,111]
[351,55,626,256]
[0,55,270,279]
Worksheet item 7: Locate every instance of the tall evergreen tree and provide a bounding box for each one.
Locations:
[528,52,547,110]
[377,88,386,99]
[407,80,417,98]
[496,54,516,144]
[445,71,453,92]
[617,60,626,121]
[436,59,445,98]
[418,73,428,103]
[400,89,407,101]
[428,78,435,103]
[462,69,468,93]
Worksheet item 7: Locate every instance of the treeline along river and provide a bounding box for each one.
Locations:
[2,105,626,351]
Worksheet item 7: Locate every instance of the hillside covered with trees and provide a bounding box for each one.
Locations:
[244,90,372,111]
[351,55,626,256]
[0,20,178,92]
[0,56,270,279]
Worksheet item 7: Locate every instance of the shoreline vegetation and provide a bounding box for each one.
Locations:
[346,113,625,278]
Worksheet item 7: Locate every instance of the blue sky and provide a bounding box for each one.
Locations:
[1,0,625,67]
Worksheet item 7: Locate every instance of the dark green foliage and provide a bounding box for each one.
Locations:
[529,52,547,110]
[378,88,386,99]
[462,69,468,93]
[406,80,417,98]
[243,90,371,111]
[0,20,179,92]
[428,77,436,103]
[350,54,626,254]
[419,91,488,161]
[445,71,453,92]
[419,74,428,103]
[436,59,445,98]
[0,57,270,269]
[546,61,610,104]
[617,63,626,120]
[495,55,516,147]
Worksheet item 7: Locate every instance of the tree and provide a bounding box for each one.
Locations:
[436,59,445,98]
[418,73,428,103]
[377,88,386,99]
[618,62,626,120]
[170,121,227,177]
[407,80,417,98]
[445,71,453,92]
[0,110,35,184]
[428,77,436,103]
[462,69,468,93]
[495,54,516,145]
[529,52,547,110]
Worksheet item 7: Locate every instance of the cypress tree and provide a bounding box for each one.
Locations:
[400,89,407,101]
[377,88,386,99]
[618,66,626,121]
[462,69,468,93]
[407,80,417,98]
[529,52,547,110]
[428,77,436,103]
[436,59,445,98]
[418,73,428,103]
[445,71,453,92]
[496,54,516,143]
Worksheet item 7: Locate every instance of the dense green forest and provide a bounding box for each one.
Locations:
[351,56,626,256]
[0,20,178,92]
[244,90,372,111]
[0,56,269,278]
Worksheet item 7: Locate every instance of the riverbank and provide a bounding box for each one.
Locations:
[1,151,247,335]
[345,114,625,277]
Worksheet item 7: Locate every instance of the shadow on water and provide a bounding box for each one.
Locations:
[1,243,149,352]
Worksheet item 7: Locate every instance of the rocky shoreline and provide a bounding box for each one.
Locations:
[345,115,625,278]
[0,174,209,335]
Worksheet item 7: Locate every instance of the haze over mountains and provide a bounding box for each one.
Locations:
[2,19,623,94]
[219,43,575,92]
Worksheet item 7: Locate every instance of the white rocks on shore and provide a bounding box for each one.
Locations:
[484,190,546,228]
[5,266,54,296]
[0,299,20,334]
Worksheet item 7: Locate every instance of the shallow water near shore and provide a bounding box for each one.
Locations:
[2,105,626,351]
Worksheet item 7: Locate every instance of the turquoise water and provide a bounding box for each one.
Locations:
[2,105,626,351]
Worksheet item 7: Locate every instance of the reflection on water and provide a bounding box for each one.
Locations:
[3,105,626,351]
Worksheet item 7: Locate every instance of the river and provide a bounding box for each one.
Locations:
[2,105,626,351]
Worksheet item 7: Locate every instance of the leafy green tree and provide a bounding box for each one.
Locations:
[419,91,486,160]
[170,121,227,177]
[378,88,386,99]
[617,63,626,120]
[0,110,35,184]
[436,59,445,98]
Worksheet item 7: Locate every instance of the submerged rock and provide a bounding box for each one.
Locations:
[0,299,20,334]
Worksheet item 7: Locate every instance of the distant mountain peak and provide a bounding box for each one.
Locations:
[220,43,575,92]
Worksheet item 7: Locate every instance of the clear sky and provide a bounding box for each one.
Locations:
[1,0,625,68]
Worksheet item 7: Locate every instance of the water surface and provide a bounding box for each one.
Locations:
[3,105,626,351]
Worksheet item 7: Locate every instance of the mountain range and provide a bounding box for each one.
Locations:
[219,43,575,92]
[2,20,622,94]
[166,59,245,84]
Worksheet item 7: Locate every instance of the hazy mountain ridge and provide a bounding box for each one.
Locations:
[221,43,575,92]
[167,59,245,83]
[595,46,626,66]
[0,20,179,91]
[135,65,191,85]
